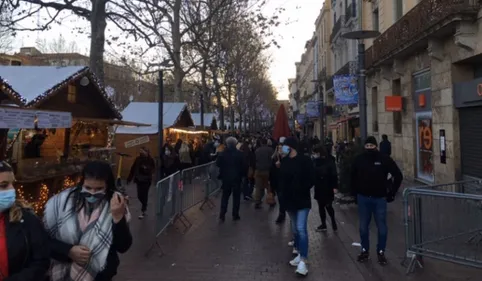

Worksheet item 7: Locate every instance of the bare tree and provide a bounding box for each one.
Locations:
[0,8,13,53]
[35,34,80,53]
[0,0,120,84]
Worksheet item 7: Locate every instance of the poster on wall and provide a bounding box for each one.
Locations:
[416,112,434,182]
[305,100,319,118]
[333,74,358,105]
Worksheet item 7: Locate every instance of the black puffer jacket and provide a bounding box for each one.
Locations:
[279,154,315,211]
[312,155,338,202]
[4,208,50,281]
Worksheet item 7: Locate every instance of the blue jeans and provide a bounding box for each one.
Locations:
[288,209,310,259]
[357,194,388,252]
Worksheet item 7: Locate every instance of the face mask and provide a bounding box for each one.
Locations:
[312,154,320,159]
[0,189,16,212]
[214,141,220,147]
[165,150,171,156]
[81,187,105,204]
[281,145,290,156]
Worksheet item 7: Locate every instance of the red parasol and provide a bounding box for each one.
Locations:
[272,104,291,142]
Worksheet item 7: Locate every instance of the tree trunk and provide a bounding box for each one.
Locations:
[212,70,224,130]
[89,0,107,84]
[200,60,210,111]
[172,0,183,101]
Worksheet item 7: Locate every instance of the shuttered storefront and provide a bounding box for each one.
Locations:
[459,106,482,179]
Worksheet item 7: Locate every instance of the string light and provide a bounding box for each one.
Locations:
[169,128,209,134]
[16,176,78,214]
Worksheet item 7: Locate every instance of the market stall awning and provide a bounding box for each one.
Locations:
[74,117,150,127]
[116,102,194,135]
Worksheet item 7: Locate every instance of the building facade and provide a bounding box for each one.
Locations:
[363,0,482,184]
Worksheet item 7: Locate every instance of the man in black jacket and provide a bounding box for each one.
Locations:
[379,134,392,156]
[216,137,244,222]
[351,136,403,265]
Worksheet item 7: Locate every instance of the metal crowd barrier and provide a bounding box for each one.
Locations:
[410,179,482,194]
[145,161,220,256]
[403,187,482,274]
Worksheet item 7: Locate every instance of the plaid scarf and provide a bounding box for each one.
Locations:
[44,188,125,281]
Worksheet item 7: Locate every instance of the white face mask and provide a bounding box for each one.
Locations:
[214,141,220,147]
[165,150,171,156]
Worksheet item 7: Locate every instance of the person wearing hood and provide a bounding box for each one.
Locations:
[127,147,155,219]
[271,136,286,223]
[0,161,50,281]
[312,145,338,232]
[216,137,244,222]
[279,137,315,276]
[351,136,403,266]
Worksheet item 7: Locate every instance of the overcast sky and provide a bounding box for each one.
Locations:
[12,0,324,100]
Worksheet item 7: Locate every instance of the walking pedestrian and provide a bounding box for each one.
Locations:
[379,134,392,156]
[312,145,338,232]
[127,147,155,219]
[254,138,274,209]
[44,161,132,281]
[271,136,286,223]
[279,137,315,276]
[240,139,253,200]
[216,137,244,222]
[0,161,50,281]
[351,136,403,265]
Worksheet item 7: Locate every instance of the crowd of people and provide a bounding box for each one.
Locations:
[215,133,402,276]
[0,131,402,280]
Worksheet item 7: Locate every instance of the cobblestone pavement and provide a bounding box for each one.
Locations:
[116,182,480,281]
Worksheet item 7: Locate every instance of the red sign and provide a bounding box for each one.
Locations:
[385,96,403,112]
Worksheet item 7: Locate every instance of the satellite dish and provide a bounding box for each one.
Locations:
[80,76,90,86]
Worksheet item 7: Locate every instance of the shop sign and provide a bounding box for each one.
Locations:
[385,96,403,112]
[416,112,434,182]
[124,135,150,148]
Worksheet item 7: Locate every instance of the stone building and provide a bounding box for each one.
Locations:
[363,0,482,183]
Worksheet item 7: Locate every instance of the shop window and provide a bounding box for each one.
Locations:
[67,85,77,103]
[372,87,378,132]
[392,79,402,134]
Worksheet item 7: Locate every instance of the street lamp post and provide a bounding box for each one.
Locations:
[342,30,380,143]
[149,61,173,182]
[200,93,204,128]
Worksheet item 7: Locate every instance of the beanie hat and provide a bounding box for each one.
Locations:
[284,137,298,150]
[365,136,378,146]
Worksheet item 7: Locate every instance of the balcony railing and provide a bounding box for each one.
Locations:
[330,16,345,42]
[334,61,358,76]
[318,67,327,81]
[365,0,480,69]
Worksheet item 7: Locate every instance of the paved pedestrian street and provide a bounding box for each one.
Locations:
[116,183,480,281]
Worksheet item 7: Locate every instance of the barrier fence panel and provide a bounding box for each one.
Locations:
[403,188,482,274]
[145,171,180,257]
[200,162,222,210]
[412,180,482,194]
[180,162,213,212]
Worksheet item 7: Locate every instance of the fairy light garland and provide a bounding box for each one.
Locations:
[16,175,78,214]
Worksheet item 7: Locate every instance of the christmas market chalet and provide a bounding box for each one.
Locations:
[115,102,208,178]
[0,65,148,213]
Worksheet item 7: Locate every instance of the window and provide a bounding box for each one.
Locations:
[394,0,403,21]
[372,8,379,31]
[372,87,378,132]
[67,84,77,103]
[392,79,402,134]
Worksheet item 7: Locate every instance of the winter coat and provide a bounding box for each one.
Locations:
[313,156,338,202]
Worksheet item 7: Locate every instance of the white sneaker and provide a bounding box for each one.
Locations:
[296,260,308,276]
[288,240,295,247]
[292,248,299,255]
[289,254,301,266]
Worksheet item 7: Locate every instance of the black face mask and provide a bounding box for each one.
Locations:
[365,148,377,153]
